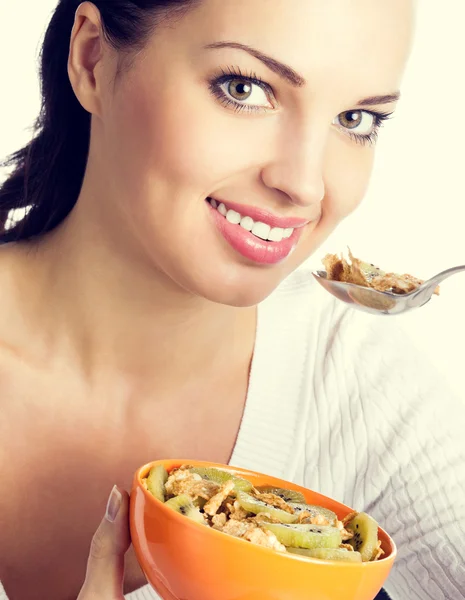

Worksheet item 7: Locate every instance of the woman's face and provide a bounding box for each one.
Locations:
[88,0,415,306]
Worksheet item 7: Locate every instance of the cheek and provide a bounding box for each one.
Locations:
[323,139,376,221]
[110,75,265,197]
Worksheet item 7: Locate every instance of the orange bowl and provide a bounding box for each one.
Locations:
[130,459,396,600]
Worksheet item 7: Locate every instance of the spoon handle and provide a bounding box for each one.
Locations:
[407,265,465,310]
[425,265,465,289]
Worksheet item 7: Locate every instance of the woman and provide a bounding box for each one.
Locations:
[0,0,463,599]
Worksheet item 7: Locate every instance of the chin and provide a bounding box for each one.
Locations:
[204,283,276,308]
[171,262,290,308]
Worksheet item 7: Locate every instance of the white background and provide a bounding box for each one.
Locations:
[0,1,464,398]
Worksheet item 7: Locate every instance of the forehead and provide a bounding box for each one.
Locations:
[178,0,415,98]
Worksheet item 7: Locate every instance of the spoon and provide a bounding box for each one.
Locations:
[312,265,465,315]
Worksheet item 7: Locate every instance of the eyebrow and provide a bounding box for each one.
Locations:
[356,93,400,106]
[204,41,306,87]
[204,41,401,106]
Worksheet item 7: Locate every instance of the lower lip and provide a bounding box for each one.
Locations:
[207,201,304,266]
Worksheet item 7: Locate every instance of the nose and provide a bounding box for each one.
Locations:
[260,126,326,208]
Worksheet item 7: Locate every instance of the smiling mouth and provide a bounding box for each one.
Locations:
[207,198,296,243]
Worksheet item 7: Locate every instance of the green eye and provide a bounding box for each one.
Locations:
[338,111,363,129]
[217,77,273,109]
[334,110,376,135]
[228,79,253,101]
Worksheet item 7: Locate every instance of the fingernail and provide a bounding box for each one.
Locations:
[105,485,122,522]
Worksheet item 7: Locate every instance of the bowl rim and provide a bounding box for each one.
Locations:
[132,458,397,567]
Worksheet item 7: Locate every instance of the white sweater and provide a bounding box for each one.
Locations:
[1,265,464,600]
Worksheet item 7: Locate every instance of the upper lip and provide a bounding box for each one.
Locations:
[209,197,315,229]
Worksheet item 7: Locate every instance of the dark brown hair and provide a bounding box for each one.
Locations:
[0,0,195,243]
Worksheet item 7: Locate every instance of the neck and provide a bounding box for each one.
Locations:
[23,200,256,386]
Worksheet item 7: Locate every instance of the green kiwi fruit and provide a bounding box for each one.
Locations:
[146,465,169,502]
[193,496,208,510]
[288,503,338,526]
[346,512,379,562]
[287,547,362,562]
[255,486,306,504]
[261,522,342,549]
[165,494,206,525]
[236,491,298,524]
[189,467,253,493]
[359,261,386,281]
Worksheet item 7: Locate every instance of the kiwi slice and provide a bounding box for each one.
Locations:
[255,486,306,504]
[287,547,362,562]
[189,467,253,493]
[236,491,298,524]
[288,503,338,526]
[146,465,169,502]
[359,261,386,281]
[261,522,342,549]
[193,496,208,510]
[346,512,379,562]
[165,494,206,525]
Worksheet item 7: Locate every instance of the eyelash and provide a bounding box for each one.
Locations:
[345,112,393,147]
[208,66,394,146]
[209,66,274,113]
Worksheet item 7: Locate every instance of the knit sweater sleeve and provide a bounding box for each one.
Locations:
[331,308,465,600]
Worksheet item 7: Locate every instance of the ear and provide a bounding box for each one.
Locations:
[67,2,107,117]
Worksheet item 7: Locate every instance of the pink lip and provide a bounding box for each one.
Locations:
[207,201,307,266]
[209,198,310,229]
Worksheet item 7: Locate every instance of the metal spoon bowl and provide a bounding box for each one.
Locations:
[312,265,465,315]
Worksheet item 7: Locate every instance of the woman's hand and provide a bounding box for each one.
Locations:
[77,486,131,599]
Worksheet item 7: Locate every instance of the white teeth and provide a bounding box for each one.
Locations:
[240,216,254,231]
[252,222,271,240]
[226,209,241,224]
[210,200,296,242]
[283,228,294,239]
[268,227,285,242]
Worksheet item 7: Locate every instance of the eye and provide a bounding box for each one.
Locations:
[218,77,273,108]
[334,110,376,136]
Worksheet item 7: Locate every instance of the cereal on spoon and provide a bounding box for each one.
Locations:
[323,248,440,296]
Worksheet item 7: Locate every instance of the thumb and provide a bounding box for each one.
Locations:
[78,485,131,599]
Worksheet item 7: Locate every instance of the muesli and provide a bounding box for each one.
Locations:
[142,464,384,563]
[323,249,440,296]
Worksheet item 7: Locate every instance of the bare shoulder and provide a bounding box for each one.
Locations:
[0,244,25,372]
[0,244,43,583]
[0,243,26,443]
[0,242,43,425]
[0,246,19,367]
[0,246,25,571]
